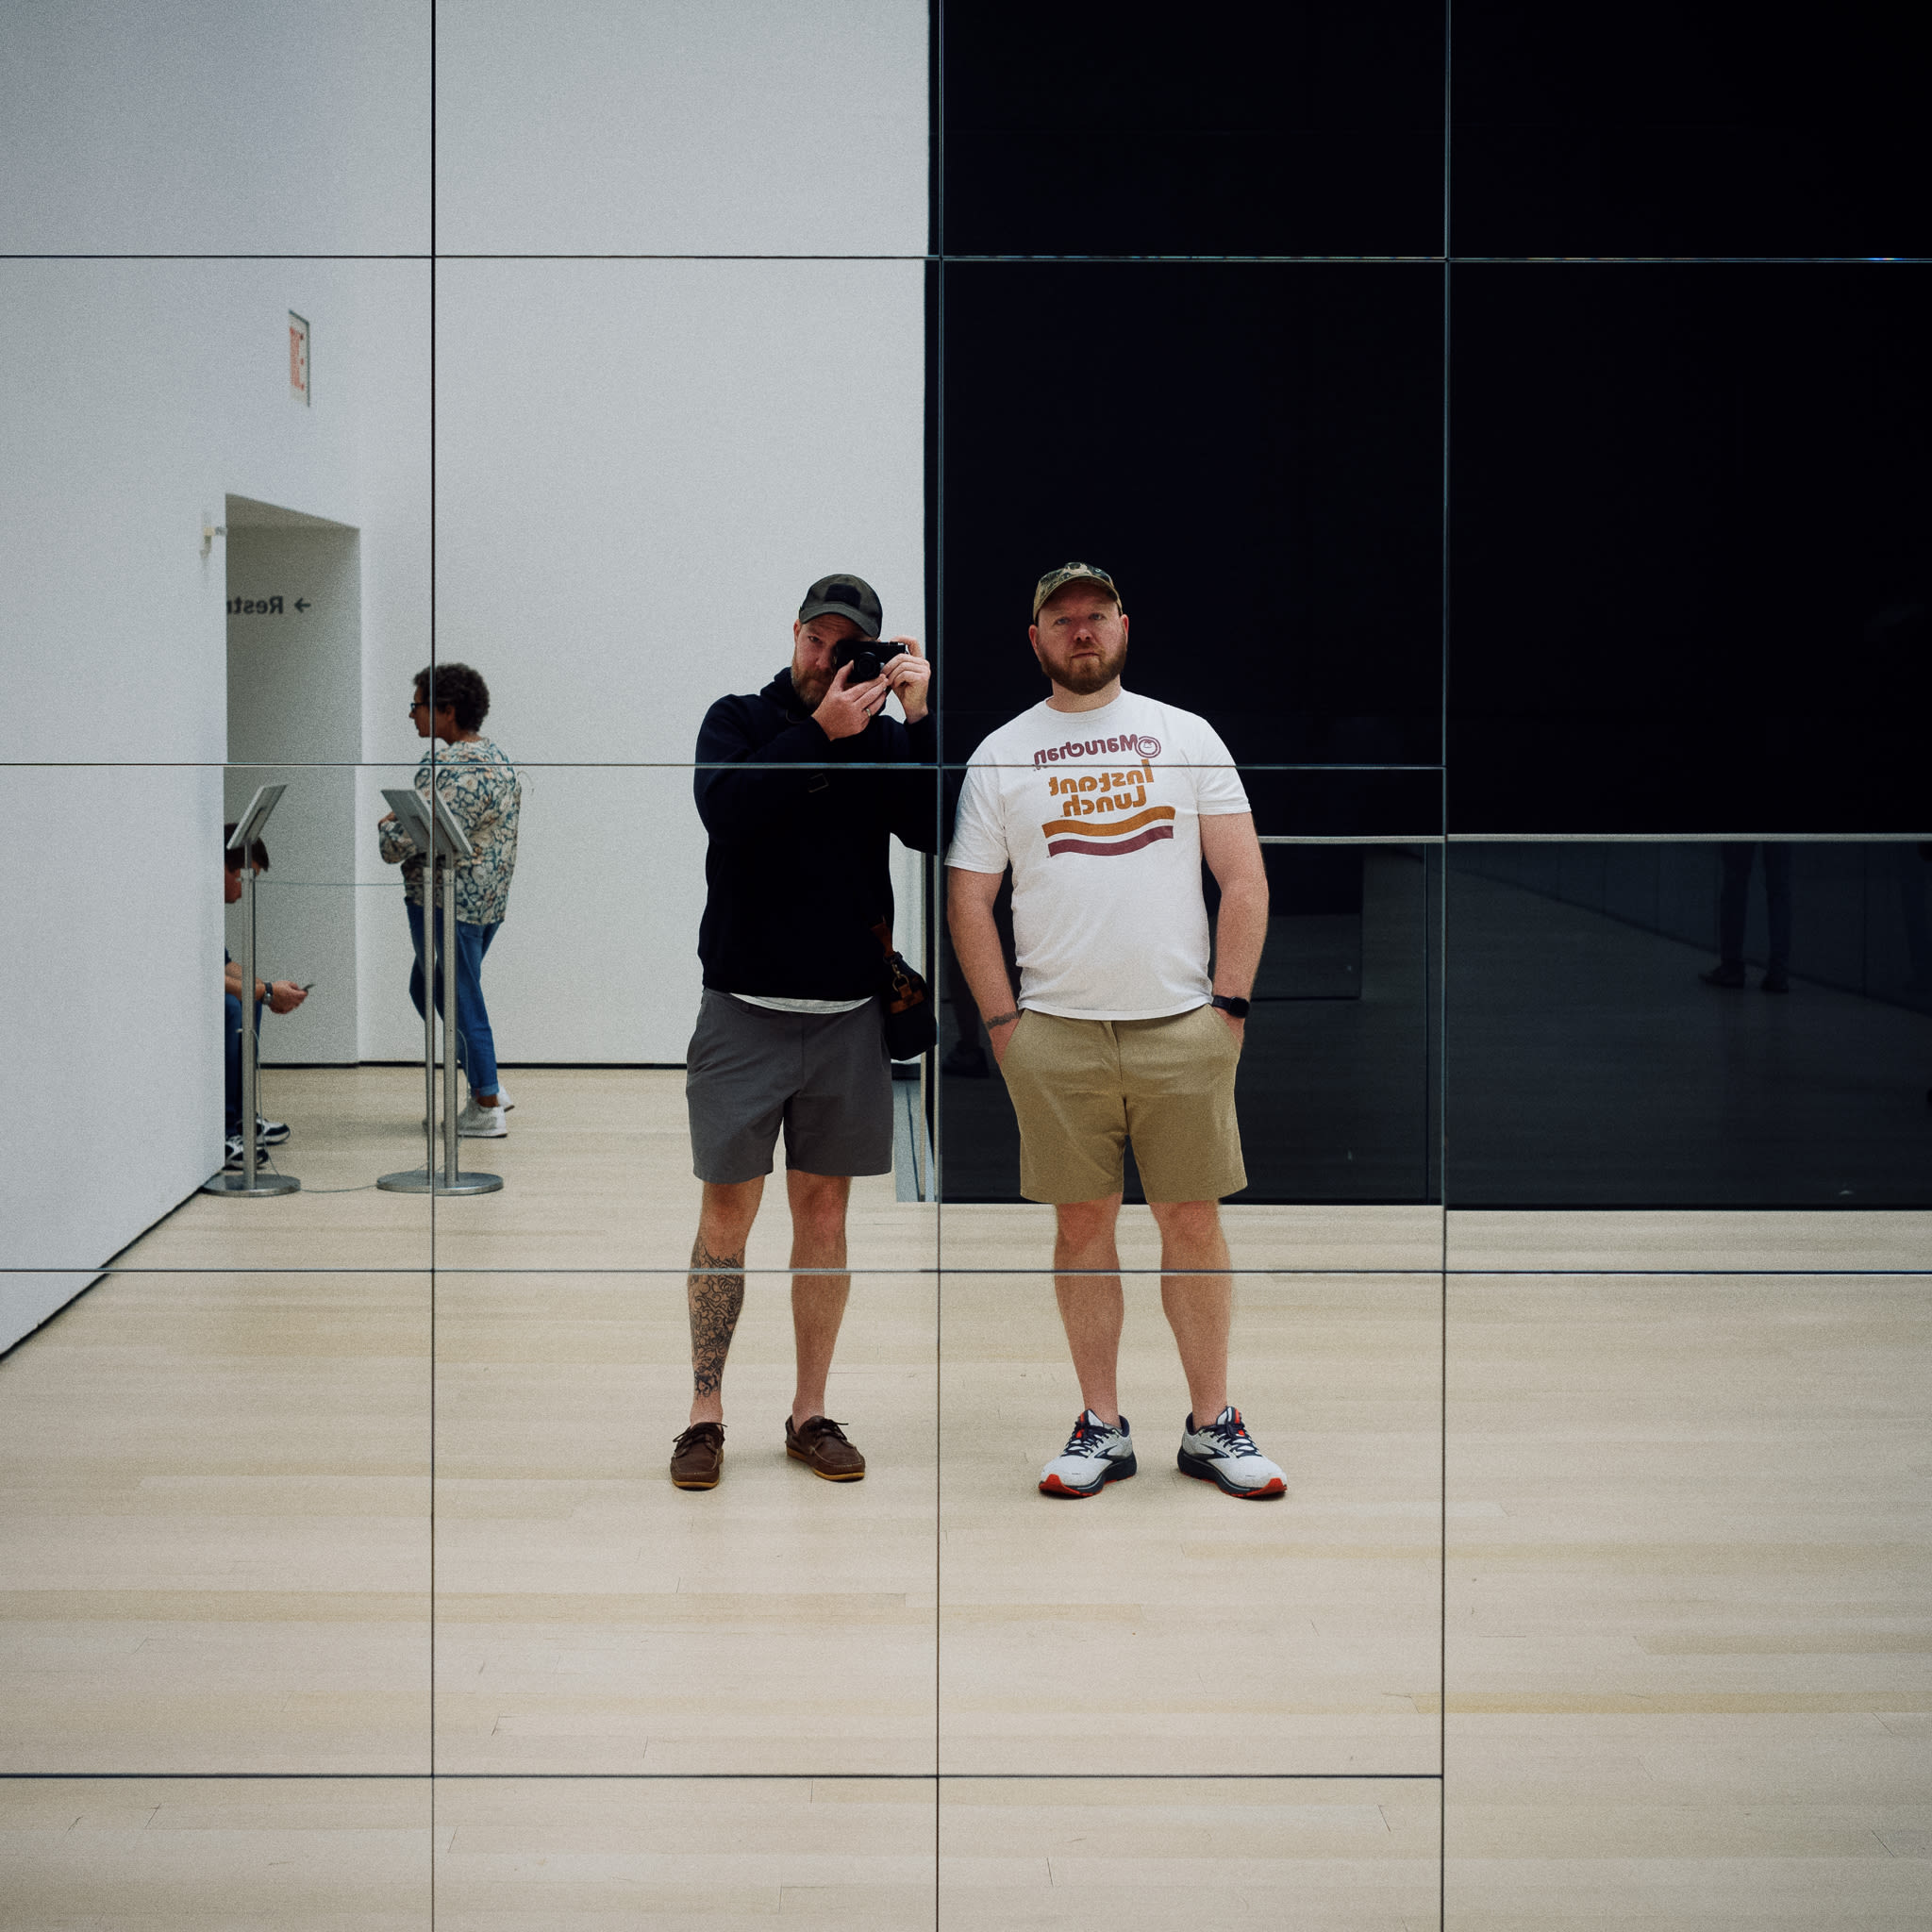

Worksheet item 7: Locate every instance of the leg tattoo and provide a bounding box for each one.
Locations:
[689,1238,746,1398]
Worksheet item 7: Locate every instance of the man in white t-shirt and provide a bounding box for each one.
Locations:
[945,562,1287,1502]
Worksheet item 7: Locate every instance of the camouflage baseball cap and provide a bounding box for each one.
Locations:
[1031,561,1122,621]
[798,573,882,639]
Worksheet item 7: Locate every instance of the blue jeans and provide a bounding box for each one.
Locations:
[407,902,502,1096]
[225,991,263,1136]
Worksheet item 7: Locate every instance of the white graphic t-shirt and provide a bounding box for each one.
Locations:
[946,690,1249,1020]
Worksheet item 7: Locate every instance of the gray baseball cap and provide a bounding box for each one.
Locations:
[798,573,882,639]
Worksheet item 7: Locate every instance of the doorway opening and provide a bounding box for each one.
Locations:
[224,494,361,1065]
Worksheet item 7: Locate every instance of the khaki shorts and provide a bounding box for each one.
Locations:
[999,1004,1246,1205]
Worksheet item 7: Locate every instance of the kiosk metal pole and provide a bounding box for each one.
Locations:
[205,786,298,1197]
[242,845,259,1190]
[422,855,439,1175]
[441,854,460,1189]
[376,784,502,1196]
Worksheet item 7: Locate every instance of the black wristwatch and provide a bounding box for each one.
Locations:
[1209,993,1251,1019]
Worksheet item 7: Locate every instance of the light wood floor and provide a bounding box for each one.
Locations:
[2,1066,1926,1924]
[1447,1270,1932,1929]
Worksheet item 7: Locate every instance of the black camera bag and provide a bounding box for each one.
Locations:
[870,919,937,1061]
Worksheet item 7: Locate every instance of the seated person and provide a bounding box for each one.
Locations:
[224,824,308,1170]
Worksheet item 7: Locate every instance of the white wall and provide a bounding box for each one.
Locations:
[0,765,222,1349]
[437,0,927,255]
[0,260,427,766]
[4,3,931,1344]
[0,1,430,254]
[410,258,928,1064]
[0,259,430,1343]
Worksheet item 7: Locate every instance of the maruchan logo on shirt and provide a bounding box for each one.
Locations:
[1032,732,1160,767]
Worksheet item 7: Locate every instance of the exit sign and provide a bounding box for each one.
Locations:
[289,311,310,405]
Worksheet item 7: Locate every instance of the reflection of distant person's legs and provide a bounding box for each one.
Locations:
[1894,843,1932,997]
[1702,841,1791,992]
[408,903,508,1134]
[1759,841,1792,991]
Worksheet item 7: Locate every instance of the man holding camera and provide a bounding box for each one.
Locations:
[945,562,1285,1502]
[671,574,935,1491]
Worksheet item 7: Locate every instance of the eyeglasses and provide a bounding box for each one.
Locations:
[408,699,430,714]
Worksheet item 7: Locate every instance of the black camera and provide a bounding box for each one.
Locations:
[831,636,908,684]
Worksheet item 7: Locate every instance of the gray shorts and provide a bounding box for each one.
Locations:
[685,990,892,1184]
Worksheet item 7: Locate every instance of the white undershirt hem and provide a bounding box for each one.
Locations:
[732,992,873,1015]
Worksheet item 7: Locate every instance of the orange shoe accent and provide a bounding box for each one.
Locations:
[1039,1473,1100,1497]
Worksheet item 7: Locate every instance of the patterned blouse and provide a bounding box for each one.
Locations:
[377,737,522,926]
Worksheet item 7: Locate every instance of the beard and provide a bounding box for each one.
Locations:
[791,658,834,709]
[1041,635,1128,695]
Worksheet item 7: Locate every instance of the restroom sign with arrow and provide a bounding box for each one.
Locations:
[226,594,311,614]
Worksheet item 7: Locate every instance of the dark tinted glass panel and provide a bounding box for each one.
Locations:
[938,771,1441,1207]
[941,262,1445,768]
[1452,2,1931,258]
[1446,840,1932,1206]
[1449,263,1932,833]
[941,2,1444,258]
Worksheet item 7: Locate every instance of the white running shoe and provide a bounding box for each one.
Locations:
[425,1081,510,1125]
[1176,1407,1286,1499]
[222,1132,274,1172]
[456,1099,508,1138]
[1039,1410,1136,1498]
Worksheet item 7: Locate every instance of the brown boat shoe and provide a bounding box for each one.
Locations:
[670,1420,724,1490]
[785,1414,866,1481]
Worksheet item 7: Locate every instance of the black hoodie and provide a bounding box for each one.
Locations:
[693,668,938,1001]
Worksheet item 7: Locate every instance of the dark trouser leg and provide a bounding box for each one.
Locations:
[225,993,262,1136]
[1717,842,1755,968]
[1761,841,1793,975]
[225,992,245,1136]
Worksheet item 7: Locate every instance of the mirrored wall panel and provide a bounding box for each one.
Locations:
[939,1272,1441,1777]
[1449,262,1932,833]
[1446,840,1932,1206]
[0,1779,430,1930]
[942,2,1445,258]
[1451,1,1930,258]
[436,1272,937,1775]
[937,763,1443,1278]
[1447,1268,1929,1925]
[434,1778,930,1927]
[941,1778,1441,1929]
[433,258,925,770]
[0,1266,430,1774]
[941,260,1446,769]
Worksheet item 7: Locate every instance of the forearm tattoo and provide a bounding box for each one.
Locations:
[688,1238,746,1398]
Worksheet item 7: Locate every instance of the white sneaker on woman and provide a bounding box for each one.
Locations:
[456,1100,508,1138]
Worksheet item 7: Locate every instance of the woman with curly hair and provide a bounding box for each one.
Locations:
[377,661,522,1136]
